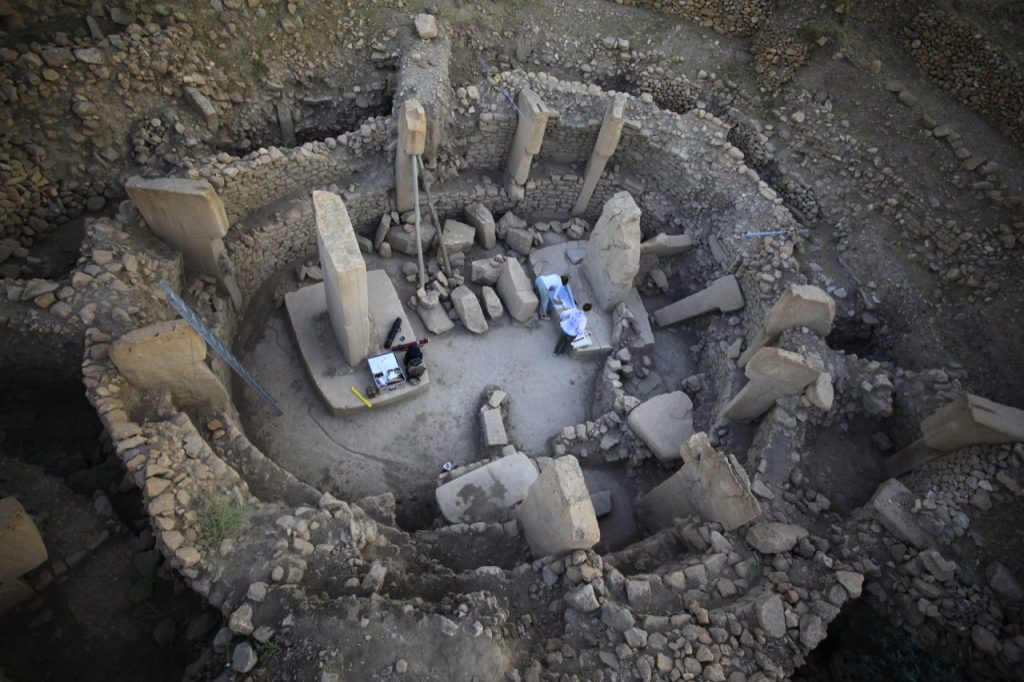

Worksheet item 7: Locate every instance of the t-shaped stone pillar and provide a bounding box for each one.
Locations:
[573,93,627,215]
[314,191,370,366]
[722,347,822,421]
[653,275,744,327]
[582,191,642,311]
[125,176,229,278]
[505,88,555,201]
[396,99,427,212]
[738,284,836,367]
[886,394,1024,475]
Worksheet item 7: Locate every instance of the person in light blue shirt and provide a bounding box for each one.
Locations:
[534,273,571,320]
[555,303,591,356]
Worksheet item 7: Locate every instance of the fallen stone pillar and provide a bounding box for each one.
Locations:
[738,285,836,367]
[110,319,230,413]
[517,456,600,557]
[125,177,229,279]
[627,391,695,463]
[722,347,821,421]
[640,432,761,531]
[395,99,427,212]
[573,93,627,215]
[505,88,555,201]
[496,258,539,322]
[435,453,538,524]
[0,497,48,583]
[640,233,693,257]
[582,191,642,311]
[653,275,744,327]
[314,191,370,366]
[886,395,1024,476]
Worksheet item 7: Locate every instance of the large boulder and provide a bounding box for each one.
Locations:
[464,203,496,249]
[627,391,695,463]
[496,258,539,322]
[435,453,538,523]
[450,285,488,334]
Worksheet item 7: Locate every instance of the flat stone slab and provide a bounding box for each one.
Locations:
[285,271,429,415]
[529,242,655,357]
[435,453,538,524]
[626,391,695,463]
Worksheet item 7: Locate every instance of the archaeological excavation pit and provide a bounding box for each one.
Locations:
[2,2,1024,681]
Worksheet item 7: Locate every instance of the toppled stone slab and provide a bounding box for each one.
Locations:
[0,497,48,582]
[626,391,695,463]
[450,285,488,334]
[582,191,642,311]
[865,479,936,549]
[653,275,744,327]
[464,203,496,250]
[640,233,693,256]
[887,394,1024,476]
[517,456,599,557]
[417,301,455,335]
[739,285,835,366]
[496,258,539,322]
[110,319,229,414]
[183,86,218,131]
[640,433,761,531]
[436,453,538,524]
[442,220,477,254]
[722,347,821,422]
[472,257,504,285]
[481,286,504,319]
[505,227,535,256]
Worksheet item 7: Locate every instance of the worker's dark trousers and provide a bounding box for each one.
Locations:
[554,331,574,355]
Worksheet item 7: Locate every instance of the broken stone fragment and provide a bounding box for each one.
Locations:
[745,522,809,554]
[626,391,695,463]
[653,275,744,327]
[414,13,438,39]
[582,191,642,311]
[517,456,599,557]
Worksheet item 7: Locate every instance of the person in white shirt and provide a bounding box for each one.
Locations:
[555,303,591,356]
[534,273,571,321]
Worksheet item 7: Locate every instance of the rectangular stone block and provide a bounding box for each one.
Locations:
[109,320,229,414]
[451,285,488,334]
[0,498,48,582]
[517,456,599,557]
[387,222,437,257]
[496,259,539,322]
[441,219,477,254]
[738,285,835,366]
[464,203,496,250]
[921,394,1024,451]
[480,406,508,448]
[627,391,695,463]
[314,191,370,366]
[653,275,744,327]
[436,453,538,524]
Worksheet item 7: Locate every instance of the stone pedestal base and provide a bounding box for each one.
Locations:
[285,271,429,415]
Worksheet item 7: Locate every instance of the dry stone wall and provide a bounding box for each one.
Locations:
[617,0,773,36]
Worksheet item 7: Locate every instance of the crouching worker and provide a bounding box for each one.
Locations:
[555,303,591,356]
[404,345,426,383]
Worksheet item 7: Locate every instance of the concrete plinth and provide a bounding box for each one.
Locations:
[285,271,429,415]
[653,275,744,327]
[314,191,370,367]
[738,285,835,367]
[396,99,427,212]
[529,241,654,357]
[0,497,48,582]
[517,456,600,557]
[435,453,538,524]
[582,191,642,312]
[110,319,229,414]
[640,432,761,532]
[506,88,555,195]
[573,94,627,215]
[125,176,229,278]
[722,347,821,421]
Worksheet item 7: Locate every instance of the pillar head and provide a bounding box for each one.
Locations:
[401,99,427,156]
